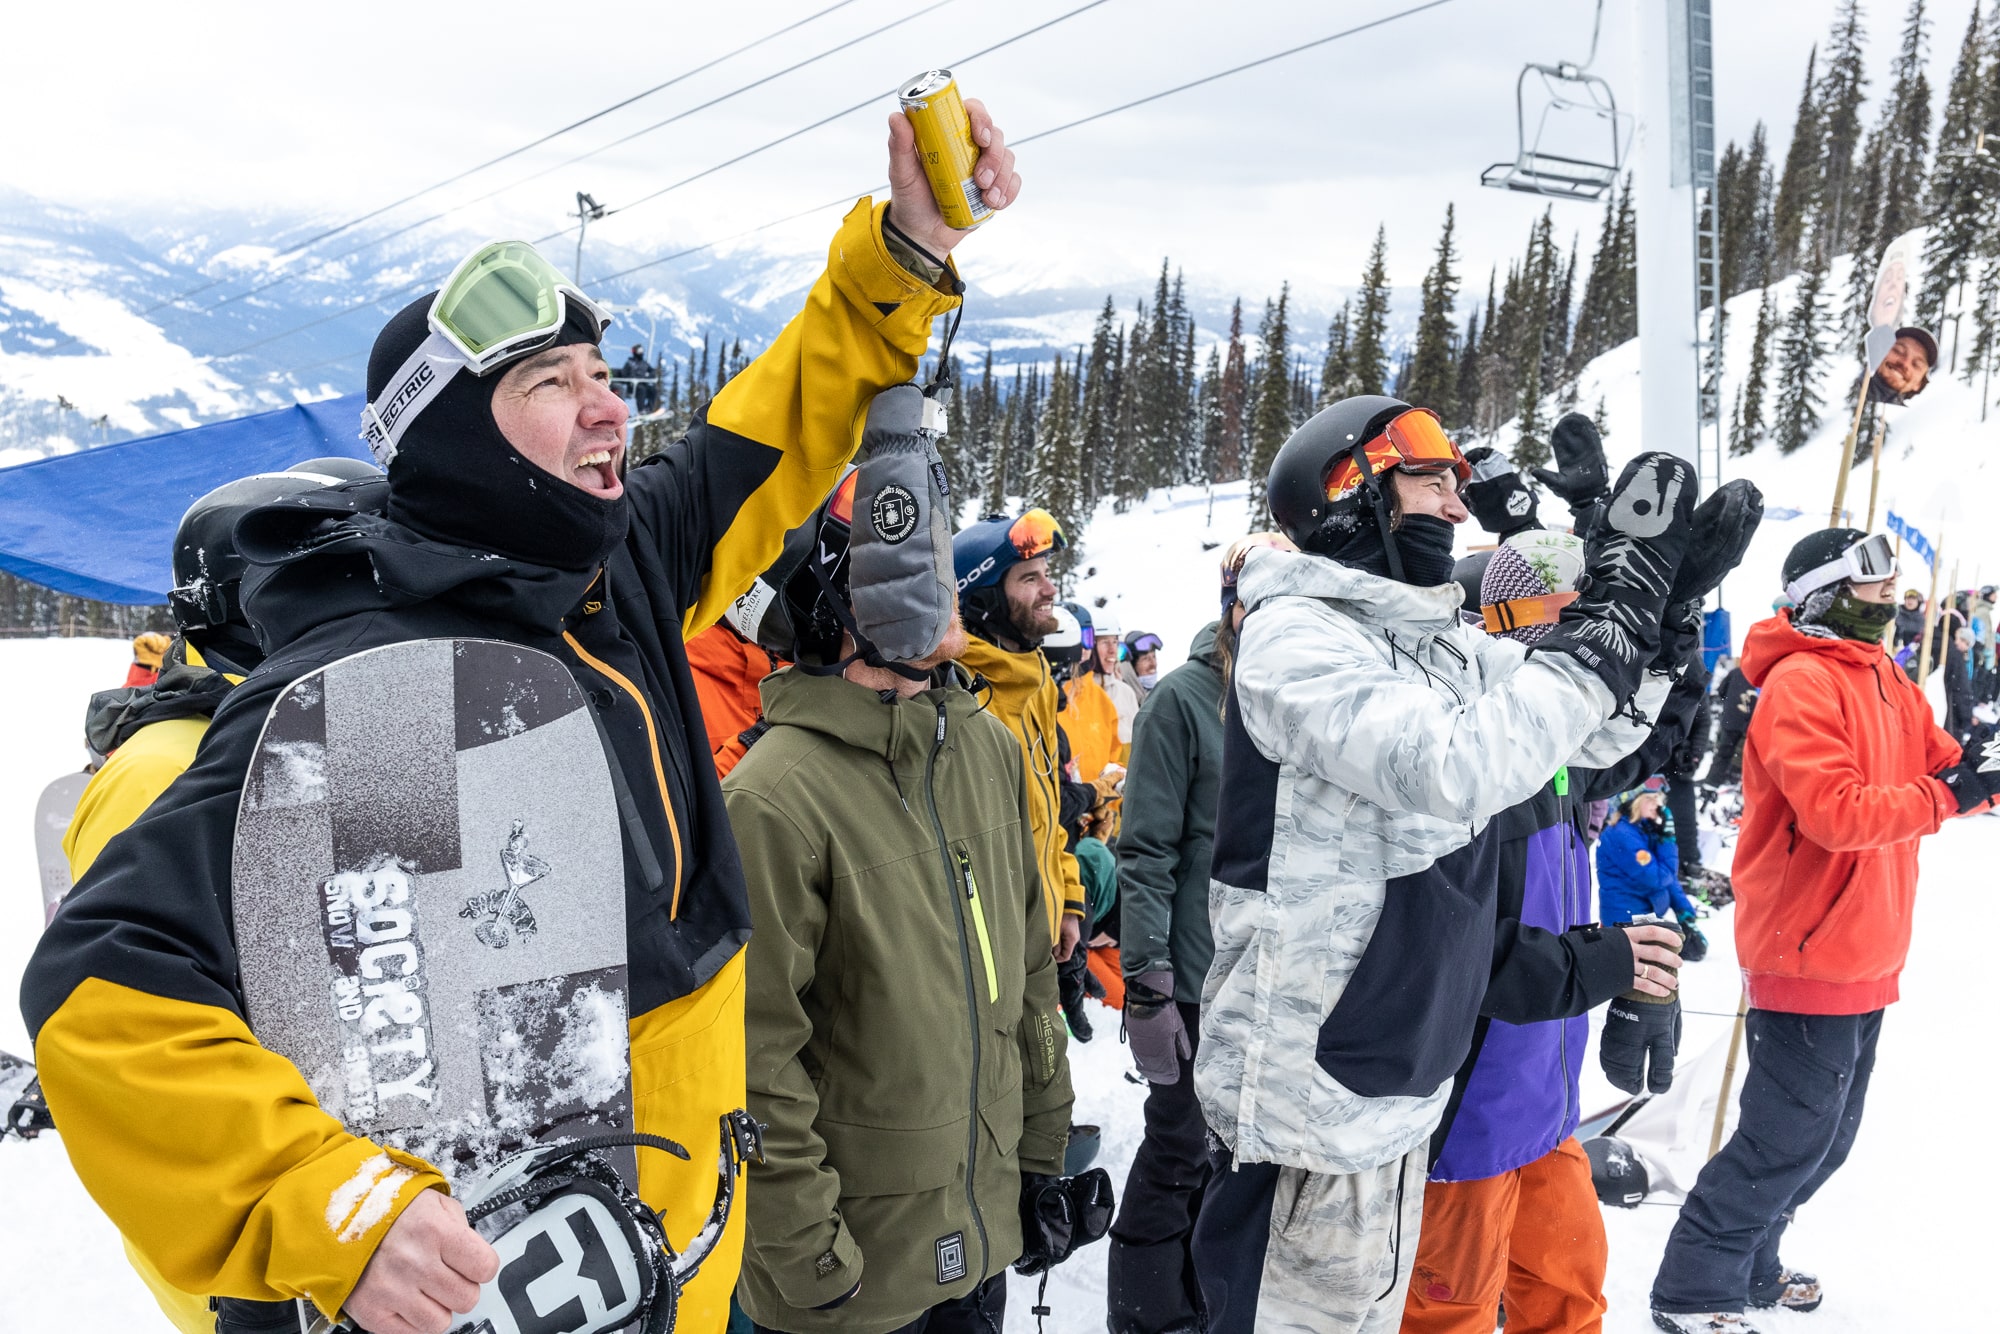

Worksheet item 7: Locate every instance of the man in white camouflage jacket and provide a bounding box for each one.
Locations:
[1190,397,1743,1333]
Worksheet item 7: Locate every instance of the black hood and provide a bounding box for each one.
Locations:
[83,660,236,757]
[235,475,600,656]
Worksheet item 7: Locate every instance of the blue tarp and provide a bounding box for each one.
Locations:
[0,394,370,604]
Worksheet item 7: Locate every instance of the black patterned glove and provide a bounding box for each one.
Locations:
[1534,452,1699,704]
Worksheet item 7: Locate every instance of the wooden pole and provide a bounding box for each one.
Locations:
[1917,537,1947,700]
[1709,988,1750,1160]
[1864,419,1888,531]
[1828,387,1870,527]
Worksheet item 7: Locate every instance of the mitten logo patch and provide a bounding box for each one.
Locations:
[871,484,920,544]
[1507,490,1532,516]
[936,1232,967,1284]
[1977,733,2000,773]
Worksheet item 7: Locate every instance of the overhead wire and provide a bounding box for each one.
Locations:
[221,0,1113,366]
[50,0,864,345]
[199,0,960,317]
[250,0,1462,379]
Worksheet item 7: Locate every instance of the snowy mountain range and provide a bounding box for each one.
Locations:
[0,185,1394,463]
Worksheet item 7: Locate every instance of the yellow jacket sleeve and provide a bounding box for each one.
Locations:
[620,197,962,640]
[35,981,446,1320]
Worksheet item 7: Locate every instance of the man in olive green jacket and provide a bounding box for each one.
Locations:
[726,651,1074,1334]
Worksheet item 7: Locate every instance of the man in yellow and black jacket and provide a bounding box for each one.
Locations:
[21,106,1021,1334]
[952,510,1089,964]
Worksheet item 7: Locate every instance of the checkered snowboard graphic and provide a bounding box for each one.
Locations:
[233,638,633,1191]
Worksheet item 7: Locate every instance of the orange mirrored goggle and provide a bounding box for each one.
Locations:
[1481,592,1577,634]
[1324,407,1469,501]
[825,469,859,528]
[1009,508,1067,560]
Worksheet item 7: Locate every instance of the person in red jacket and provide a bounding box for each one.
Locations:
[1649,529,2000,1333]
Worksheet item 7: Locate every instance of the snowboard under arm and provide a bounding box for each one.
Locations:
[34,980,443,1320]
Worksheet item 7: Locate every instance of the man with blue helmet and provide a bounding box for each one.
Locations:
[953,509,1087,963]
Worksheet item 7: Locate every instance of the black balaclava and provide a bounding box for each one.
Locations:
[1305,483,1459,588]
[368,295,628,572]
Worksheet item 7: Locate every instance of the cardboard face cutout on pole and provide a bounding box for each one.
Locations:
[1863,229,1935,403]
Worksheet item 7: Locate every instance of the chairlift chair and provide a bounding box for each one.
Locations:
[1481,60,1630,203]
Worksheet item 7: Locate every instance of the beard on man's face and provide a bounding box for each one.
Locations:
[1005,592,1058,642]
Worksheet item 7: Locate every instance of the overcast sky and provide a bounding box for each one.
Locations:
[2,0,1978,307]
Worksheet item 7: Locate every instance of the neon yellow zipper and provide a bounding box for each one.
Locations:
[957,849,1000,1004]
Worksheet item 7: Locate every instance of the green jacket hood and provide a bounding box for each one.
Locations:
[756,665,985,768]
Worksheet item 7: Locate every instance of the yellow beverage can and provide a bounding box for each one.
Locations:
[898,68,991,230]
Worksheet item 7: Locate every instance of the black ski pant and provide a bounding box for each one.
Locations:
[1667,774,1703,877]
[750,1273,1004,1334]
[1106,1002,1209,1334]
[1650,1008,1882,1314]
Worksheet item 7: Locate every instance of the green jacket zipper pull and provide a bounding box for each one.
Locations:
[957,849,1001,1005]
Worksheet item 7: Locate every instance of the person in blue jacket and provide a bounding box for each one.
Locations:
[1597,779,1703,935]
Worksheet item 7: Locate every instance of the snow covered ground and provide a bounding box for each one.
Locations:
[6,344,2000,1329]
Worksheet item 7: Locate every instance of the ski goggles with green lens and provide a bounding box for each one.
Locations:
[1784,533,1897,605]
[361,240,611,466]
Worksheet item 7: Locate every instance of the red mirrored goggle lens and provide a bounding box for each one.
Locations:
[1009,509,1066,559]
[826,470,858,528]
[1324,408,1467,500]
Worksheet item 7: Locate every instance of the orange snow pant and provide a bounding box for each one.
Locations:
[1400,1136,1607,1334]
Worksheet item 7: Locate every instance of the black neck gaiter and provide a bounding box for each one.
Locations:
[1311,508,1460,588]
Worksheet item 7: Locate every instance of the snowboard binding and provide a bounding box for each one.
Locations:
[307,1111,764,1334]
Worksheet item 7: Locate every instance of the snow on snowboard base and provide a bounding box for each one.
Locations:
[232,638,634,1194]
[35,771,89,924]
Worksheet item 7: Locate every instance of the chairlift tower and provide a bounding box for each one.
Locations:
[1632,0,1714,475]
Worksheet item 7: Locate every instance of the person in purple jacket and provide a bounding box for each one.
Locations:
[1402,535,1699,1334]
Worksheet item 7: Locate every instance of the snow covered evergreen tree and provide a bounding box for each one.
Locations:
[1029,354,1084,579]
[1405,205,1461,422]
[1317,302,1354,408]
[1348,228,1392,396]
[1917,4,1993,336]
[1815,1,1871,255]
[1773,47,1824,278]
[1733,285,1778,457]
[1774,224,1832,454]
[1078,299,1119,512]
[1247,286,1292,525]
[1218,300,1248,480]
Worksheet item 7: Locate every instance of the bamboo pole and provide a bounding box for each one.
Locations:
[1864,419,1888,531]
[1828,388,1871,527]
[1917,537,1947,701]
[1709,988,1750,1160]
